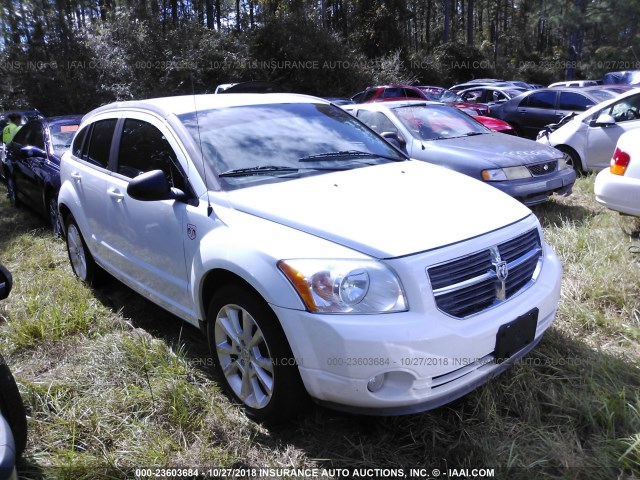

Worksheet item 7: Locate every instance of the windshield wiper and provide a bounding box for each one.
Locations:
[298,150,404,163]
[464,132,485,137]
[219,165,299,178]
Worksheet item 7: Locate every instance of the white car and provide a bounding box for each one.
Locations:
[537,88,640,172]
[594,130,640,216]
[57,93,562,422]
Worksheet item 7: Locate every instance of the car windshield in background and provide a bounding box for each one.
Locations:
[393,104,490,141]
[50,123,79,156]
[587,90,618,103]
[179,103,405,189]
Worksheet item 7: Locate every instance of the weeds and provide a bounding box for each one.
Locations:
[0,176,639,479]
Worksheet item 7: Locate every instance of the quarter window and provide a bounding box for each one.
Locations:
[72,126,88,157]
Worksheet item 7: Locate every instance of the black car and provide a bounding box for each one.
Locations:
[489,87,611,138]
[0,263,27,480]
[0,109,44,183]
[4,115,82,236]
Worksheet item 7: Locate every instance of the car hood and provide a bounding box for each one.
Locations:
[416,133,562,168]
[221,161,531,258]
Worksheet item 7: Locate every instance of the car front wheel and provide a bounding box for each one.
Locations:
[207,285,306,423]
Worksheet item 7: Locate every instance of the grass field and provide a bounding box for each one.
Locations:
[0,176,639,480]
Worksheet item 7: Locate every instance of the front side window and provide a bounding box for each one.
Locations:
[85,119,117,169]
[11,122,44,150]
[558,92,594,111]
[117,118,187,191]
[356,111,398,135]
[604,94,640,122]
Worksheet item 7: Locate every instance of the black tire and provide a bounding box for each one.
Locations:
[557,146,583,175]
[0,354,27,458]
[64,214,103,287]
[206,285,307,424]
[48,195,62,238]
[6,176,18,207]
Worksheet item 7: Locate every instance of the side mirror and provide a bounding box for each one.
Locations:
[381,131,406,149]
[20,146,47,158]
[590,113,616,127]
[127,169,187,202]
[0,263,13,300]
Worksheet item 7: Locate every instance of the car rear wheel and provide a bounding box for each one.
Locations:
[207,285,306,424]
[48,196,62,238]
[65,215,103,287]
[0,354,27,458]
[6,177,18,207]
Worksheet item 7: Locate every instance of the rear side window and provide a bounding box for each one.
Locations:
[558,92,593,111]
[524,91,556,109]
[85,119,117,169]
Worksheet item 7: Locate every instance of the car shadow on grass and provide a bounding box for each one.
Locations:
[530,199,595,229]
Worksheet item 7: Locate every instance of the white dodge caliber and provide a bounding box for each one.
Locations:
[58,94,562,422]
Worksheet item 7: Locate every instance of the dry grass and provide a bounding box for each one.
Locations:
[0,175,639,479]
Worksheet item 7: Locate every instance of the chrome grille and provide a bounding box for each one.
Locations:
[427,229,542,318]
[528,161,557,176]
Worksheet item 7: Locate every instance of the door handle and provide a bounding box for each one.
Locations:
[107,188,124,202]
[70,172,82,182]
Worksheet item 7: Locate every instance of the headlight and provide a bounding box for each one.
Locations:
[278,259,407,314]
[557,156,570,170]
[481,166,531,181]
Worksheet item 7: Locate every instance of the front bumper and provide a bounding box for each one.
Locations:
[273,220,562,414]
[489,167,576,205]
[594,168,640,217]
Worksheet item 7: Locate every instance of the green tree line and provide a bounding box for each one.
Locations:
[0,0,639,115]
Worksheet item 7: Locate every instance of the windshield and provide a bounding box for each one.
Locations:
[179,103,405,189]
[392,104,490,141]
[50,123,79,156]
[587,90,617,103]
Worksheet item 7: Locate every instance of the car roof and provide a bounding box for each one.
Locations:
[346,100,442,111]
[83,93,328,122]
[43,115,83,125]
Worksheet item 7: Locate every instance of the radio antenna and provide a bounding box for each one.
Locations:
[190,73,213,217]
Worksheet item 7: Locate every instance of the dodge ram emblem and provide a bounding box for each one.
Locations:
[187,224,197,240]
